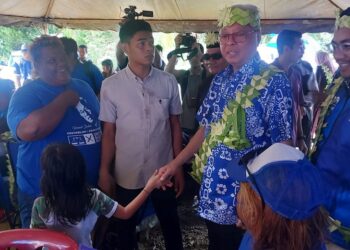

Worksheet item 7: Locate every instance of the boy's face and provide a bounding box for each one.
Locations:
[332,27,350,78]
[123,31,155,67]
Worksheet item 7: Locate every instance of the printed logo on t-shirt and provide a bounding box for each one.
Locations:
[67,97,101,146]
[76,98,93,123]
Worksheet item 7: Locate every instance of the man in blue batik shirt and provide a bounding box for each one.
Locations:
[159,4,293,250]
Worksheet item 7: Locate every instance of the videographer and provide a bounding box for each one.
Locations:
[166,34,207,143]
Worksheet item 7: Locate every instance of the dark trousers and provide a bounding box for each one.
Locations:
[205,220,245,250]
[113,185,183,250]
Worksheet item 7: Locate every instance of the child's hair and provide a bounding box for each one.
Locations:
[237,183,328,250]
[40,143,93,226]
[119,19,152,43]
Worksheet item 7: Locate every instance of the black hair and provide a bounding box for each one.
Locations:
[340,7,350,18]
[30,35,65,65]
[155,44,163,52]
[102,59,113,68]
[79,44,87,49]
[276,29,302,55]
[60,37,78,58]
[119,19,152,43]
[40,143,93,226]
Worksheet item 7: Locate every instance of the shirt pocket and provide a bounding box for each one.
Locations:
[152,97,170,121]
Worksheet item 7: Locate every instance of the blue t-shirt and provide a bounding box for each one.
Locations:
[7,78,101,196]
[14,59,32,81]
[196,54,293,225]
[71,61,104,95]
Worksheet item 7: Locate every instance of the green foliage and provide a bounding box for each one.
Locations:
[0,26,43,63]
[59,28,118,69]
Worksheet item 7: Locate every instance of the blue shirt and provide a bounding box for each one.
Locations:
[7,78,101,196]
[196,54,293,225]
[71,61,104,95]
[313,77,350,249]
[14,59,32,81]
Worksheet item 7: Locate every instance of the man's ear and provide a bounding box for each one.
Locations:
[121,42,129,56]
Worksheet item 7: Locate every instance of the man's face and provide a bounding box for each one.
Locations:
[35,46,70,86]
[123,31,154,67]
[219,23,260,71]
[203,47,228,75]
[22,50,30,61]
[102,65,111,74]
[287,38,305,63]
[332,27,350,78]
[78,47,87,60]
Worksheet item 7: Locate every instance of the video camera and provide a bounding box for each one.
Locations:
[167,33,198,60]
[123,5,153,20]
[180,33,196,48]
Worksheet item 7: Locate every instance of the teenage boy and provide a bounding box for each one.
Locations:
[98,19,184,250]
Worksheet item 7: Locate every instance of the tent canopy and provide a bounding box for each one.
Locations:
[0,0,348,33]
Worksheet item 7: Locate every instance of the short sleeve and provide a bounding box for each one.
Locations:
[168,74,182,115]
[91,188,118,218]
[266,73,293,143]
[7,85,44,140]
[99,80,117,123]
[30,197,47,229]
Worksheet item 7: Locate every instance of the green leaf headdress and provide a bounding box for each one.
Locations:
[218,4,261,30]
[335,8,350,30]
[205,32,219,47]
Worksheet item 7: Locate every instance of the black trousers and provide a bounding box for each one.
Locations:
[205,219,245,250]
[113,184,183,250]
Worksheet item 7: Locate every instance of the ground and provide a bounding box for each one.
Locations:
[138,174,208,250]
[138,198,208,250]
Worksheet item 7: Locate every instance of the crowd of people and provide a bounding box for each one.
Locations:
[0,3,350,250]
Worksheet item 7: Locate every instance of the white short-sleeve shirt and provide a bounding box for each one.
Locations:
[99,66,182,189]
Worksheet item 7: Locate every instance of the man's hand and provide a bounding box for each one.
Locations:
[98,170,115,196]
[173,167,184,198]
[174,34,182,48]
[159,162,178,187]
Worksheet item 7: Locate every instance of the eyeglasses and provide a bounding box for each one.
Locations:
[219,30,255,44]
[202,53,222,61]
[329,41,350,53]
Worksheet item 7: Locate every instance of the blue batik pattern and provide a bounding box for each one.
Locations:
[196,53,293,225]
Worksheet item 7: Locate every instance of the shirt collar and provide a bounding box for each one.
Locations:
[224,52,261,76]
[125,65,154,82]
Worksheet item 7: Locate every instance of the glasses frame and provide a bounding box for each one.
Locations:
[219,30,256,44]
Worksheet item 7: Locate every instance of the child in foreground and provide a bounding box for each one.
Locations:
[30,143,163,247]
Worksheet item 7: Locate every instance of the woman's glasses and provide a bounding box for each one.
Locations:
[202,53,222,61]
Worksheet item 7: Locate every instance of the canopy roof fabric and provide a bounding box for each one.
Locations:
[0,0,348,33]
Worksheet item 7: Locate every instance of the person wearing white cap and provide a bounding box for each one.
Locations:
[233,143,328,250]
[159,4,293,249]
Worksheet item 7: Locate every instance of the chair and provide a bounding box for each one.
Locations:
[0,229,79,250]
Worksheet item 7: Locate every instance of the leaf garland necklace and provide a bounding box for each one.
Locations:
[309,75,344,157]
[191,65,282,183]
